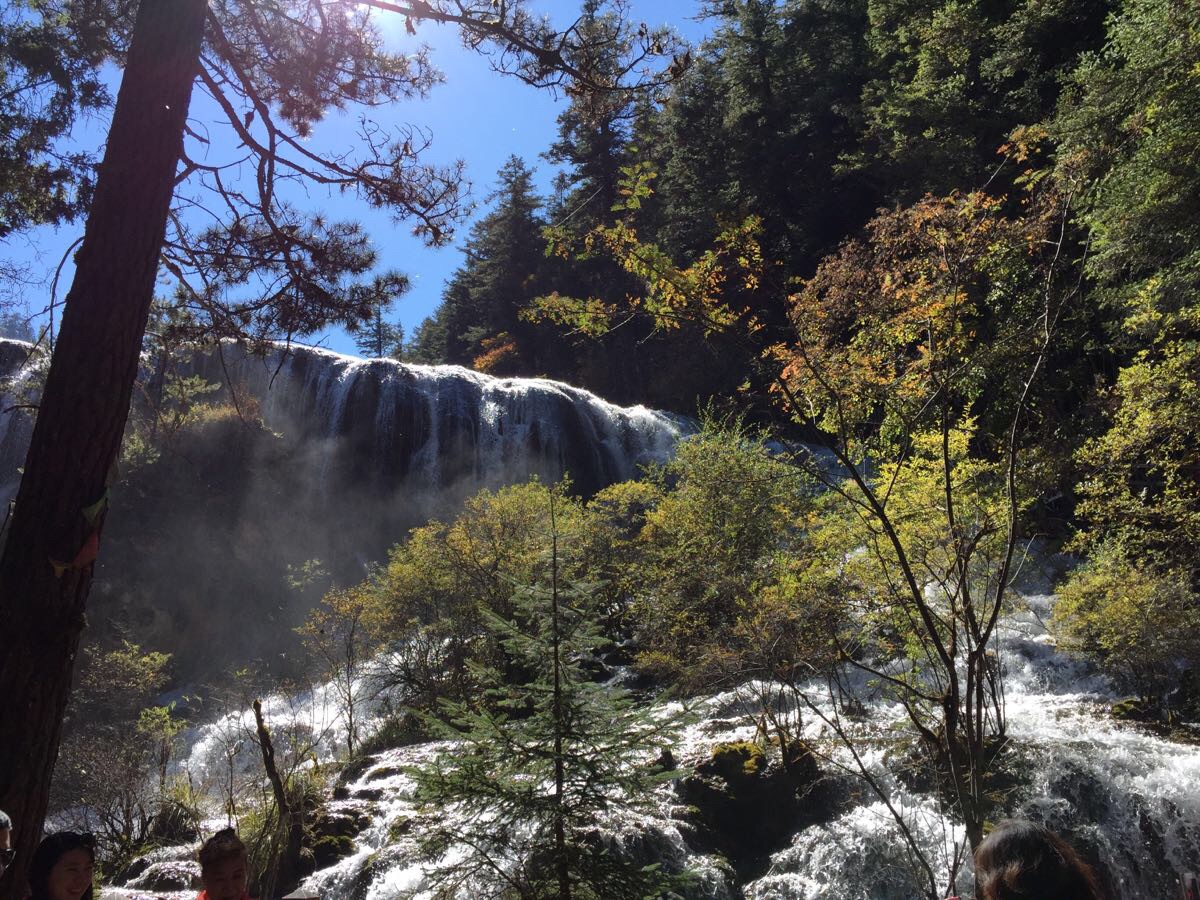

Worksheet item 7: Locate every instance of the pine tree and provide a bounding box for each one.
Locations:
[407,302,451,365]
[352,298,406,359]
[439,156,552,374]
[544,1,637,229]
[410,490,686,900]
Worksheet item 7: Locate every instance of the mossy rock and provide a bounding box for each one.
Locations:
[338,754,379,784]
[310,833,356,869]
[386,818,412,843]
[313,807,373,841]
[679,738,833,879]
[708,741,766,784]
[1112,697,1154,721]
[365,765,405,783]
[304,804,374,872]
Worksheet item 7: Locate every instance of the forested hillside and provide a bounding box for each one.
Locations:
[2,1,1199,898]
[414,0,1115,405]
[405,0,1200,702]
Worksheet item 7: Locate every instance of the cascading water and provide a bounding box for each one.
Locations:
[0,338,689,511]
[0,339,42,502]
[738,585,1200,900]
[110,580,1200,900]
[184,341,689,502]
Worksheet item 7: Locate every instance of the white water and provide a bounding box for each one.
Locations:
[0,339,43,501]
[0,338,691,515]
[189,341,689,498]
[131,584,1200,900]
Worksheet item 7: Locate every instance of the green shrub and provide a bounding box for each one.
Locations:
[1053,546,1200,702]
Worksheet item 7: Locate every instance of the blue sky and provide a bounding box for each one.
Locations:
[4,1,712,356]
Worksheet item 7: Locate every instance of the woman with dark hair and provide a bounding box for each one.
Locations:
[973,819,1104,900]
[28,832,95,900]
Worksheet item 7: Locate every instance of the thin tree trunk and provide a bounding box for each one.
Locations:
[253,699,304,897]
[0,2,205,895]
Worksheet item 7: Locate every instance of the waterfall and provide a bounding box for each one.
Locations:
[184,341,689,501]
[113,580,1200,900]
[0,338,689,507]
[0,339,42,502]
[0,338,690,563]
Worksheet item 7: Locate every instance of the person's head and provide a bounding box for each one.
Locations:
[0,809,12,881]
[974,819,1103,900]
[198,828,248,900]
[28,832,95,900]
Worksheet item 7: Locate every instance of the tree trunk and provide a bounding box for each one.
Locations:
[0,2,205,895]
[253,700,304,898]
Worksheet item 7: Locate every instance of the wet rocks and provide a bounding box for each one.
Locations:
[307,802,375,871]
[116,845,201,892]
[678,740,831,877]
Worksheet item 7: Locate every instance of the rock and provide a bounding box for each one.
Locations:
[123,859,202,892]
[114,845,197,888]
[386,818,412,843]
[339,754,378,784]
[678,740,829,878]
[307,804,375,870]
[365,765,405,782]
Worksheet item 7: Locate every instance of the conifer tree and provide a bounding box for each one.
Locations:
[352,295,407,360]
[439,156,554,374]
[410,490,685,900]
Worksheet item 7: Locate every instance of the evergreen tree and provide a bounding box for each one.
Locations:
[544,1,636,228]
[405,306,450,365]
[410,491,685,900]
[847,0,1113,199]
[0,1,115,242]
[654,53,734,260]
[439,156,555,374]
[352,293,407,359]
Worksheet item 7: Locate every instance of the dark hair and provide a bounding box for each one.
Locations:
[29,832,95,900]
[975,819,1104,900]
[198,827,247,873]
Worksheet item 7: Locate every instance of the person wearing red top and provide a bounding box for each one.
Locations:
[196,828,253,900]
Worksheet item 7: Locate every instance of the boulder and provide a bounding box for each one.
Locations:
[307,803,375,870]
[678,739,828,877]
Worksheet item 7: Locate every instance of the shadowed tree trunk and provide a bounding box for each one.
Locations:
[253,699,305,898]
[0,1,206,895]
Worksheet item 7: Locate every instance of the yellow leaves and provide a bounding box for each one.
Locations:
[523,292,620,337]
[777,190,1041,442]
[612,160,657,212]
[555,213,765,338]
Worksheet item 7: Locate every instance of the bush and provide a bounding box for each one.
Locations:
[629,420,816,687]
[372,481,591,706]
[1053,547,1200,703]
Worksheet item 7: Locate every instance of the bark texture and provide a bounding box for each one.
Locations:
[0,2,206,895]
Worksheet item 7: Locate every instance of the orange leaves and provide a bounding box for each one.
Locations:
[472,332,521,374]
[777,191,1040,442]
